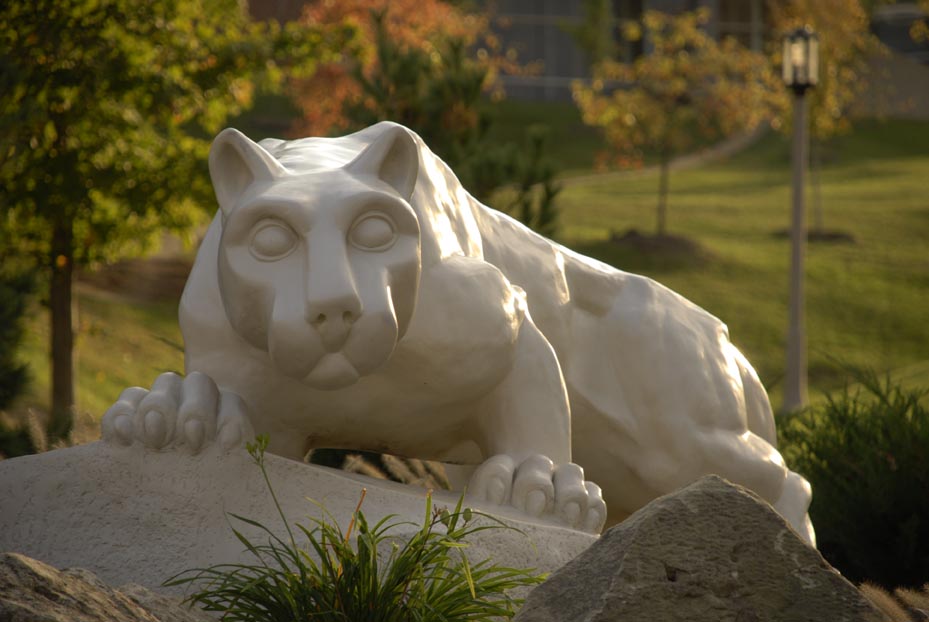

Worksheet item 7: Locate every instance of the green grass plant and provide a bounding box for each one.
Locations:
[166,435,545,621]
[778,371,929,589]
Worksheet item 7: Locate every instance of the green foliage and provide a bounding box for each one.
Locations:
[0,270,34,410]
[346,11,562,234]
[778,371,929,588]
[0,219,39,458]
[168,435,545,621]
[0,0,348,435]
[0,0,346,267]
[502,127,562,238]
[0,418,36,459]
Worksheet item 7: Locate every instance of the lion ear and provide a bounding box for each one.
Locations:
[345,124,419,201]
[209,128,288,215]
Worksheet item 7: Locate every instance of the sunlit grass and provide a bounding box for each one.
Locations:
[552,118,929,408]
[17,289,183,442]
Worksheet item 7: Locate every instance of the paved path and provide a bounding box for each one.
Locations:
[560,126,768,187]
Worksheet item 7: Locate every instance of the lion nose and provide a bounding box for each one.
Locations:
[306,292,362,350]
[305,236,363,349]
[308,301,359,329]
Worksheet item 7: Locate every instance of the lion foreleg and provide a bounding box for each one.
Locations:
[465,313,606,533]
[475,316,571,464]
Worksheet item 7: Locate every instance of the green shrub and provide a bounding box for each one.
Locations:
[0,266,37,460]
[0,269,34,411]
[167,435,545,621]
[0,416,36,459]
[778,371,929,588]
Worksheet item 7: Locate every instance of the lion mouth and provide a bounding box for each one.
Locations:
[303,352,361,390]
[314,318,354,353]
[267,311,397,388]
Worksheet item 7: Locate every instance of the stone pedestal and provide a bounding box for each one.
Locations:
[0,443,594,593]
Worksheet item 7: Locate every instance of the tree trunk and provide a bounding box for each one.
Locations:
[656,154,670,237]
[48,215,74,443]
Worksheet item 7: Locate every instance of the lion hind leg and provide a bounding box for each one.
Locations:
[562,271,814,542]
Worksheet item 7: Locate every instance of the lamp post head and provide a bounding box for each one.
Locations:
[782,26,819,95]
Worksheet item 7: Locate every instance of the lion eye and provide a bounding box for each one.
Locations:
[350,213,396,251]
[250,221,297,260]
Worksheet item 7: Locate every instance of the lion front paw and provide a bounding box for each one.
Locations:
[467,454,606,534]
[101,371,254,453]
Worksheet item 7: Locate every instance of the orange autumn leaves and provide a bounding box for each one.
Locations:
[291,0,517,137]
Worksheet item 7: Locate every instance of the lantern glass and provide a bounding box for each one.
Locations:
[792,40,807,83]
[807,36,819,85]
[781,27,819,89]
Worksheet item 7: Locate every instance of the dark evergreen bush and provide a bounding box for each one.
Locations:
[0,418,35,458]
[778,371,929,589]
[0,270,34,410]
[0,268,37,458]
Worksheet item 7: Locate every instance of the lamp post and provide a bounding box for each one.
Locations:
[782,26,819,413]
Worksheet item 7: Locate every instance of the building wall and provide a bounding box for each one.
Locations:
[490,0,767,101]
[245,0,771,103]
[490,1,589,100]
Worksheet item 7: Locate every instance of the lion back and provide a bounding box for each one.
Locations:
[467,202,783,515]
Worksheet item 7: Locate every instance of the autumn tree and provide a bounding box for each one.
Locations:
[768,0,884,234]
[292,0,514,137]
[294,2,560,234]
[913,1,929,43]
[573,9,777,238]
[0,0,347,441]
[769,0,882,140]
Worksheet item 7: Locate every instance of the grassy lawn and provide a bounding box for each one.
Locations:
[487,99,602,175]
[17,289,184,444]
[10,105,928,438]
[551,117,929,408]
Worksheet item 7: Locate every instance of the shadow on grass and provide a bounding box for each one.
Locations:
[770,228,857,244]
[567,229,713,274]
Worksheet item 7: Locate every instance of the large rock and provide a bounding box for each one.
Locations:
[515,476,883,622]
[0,552,211,622]
[0,442,594,594]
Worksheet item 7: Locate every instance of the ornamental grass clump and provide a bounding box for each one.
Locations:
[166,435,545,621]
[778,370,929,589]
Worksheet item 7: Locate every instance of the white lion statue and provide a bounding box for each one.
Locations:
[102,121,814,542]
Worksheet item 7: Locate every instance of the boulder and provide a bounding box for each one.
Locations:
[0,552,211,622]
[0,442,594,593]
[515,476,883,622]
